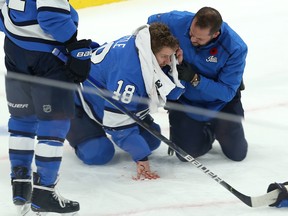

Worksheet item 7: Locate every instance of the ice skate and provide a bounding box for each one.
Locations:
[11,167,32,215]
[12,166,32,205]
[31,173,80,216]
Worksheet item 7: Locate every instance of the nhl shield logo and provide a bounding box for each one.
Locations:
[43,105,52,113]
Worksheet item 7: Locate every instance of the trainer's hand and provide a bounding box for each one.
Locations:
[133,160,160,180]
[175,47,183,63]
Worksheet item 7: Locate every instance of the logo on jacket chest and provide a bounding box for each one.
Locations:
[206,55,217,63]
[206,47,218,63]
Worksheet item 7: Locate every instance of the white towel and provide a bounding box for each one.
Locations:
[134,25,184,113]
[170,54,185,88]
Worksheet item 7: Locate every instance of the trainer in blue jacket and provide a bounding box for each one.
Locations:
[148,7,248,162]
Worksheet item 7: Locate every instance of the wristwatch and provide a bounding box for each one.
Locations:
[191,74,200,87]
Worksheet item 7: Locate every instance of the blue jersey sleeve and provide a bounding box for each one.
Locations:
[37,1,78,43]
[1,0,79,51]
[161,65,185,100]
[105,126,152,162]
[167,85,185,101]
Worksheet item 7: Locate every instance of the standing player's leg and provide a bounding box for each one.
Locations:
[5,76,37,214]
[30,53,80,214]
[138,114,161,152]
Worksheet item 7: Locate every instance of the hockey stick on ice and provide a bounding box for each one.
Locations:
[52,48,283,208]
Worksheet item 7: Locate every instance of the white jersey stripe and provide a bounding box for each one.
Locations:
[103,110,135,128]
[1,5,56,41]
[36,0,70,11]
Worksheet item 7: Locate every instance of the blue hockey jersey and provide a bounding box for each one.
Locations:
[0,0,78,52]
[148,11,248,121]
[77,35,184,161]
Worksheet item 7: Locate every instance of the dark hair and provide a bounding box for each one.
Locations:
[149,22,179,54]
[194,7,223,35]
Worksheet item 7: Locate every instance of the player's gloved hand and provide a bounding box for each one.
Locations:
[65,39,92,83]
[133,159,160,180]
[267,182,288,207]
[176,60,196,82]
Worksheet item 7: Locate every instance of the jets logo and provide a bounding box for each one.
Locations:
[206,56,217,63]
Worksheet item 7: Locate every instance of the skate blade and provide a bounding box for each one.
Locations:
[61,213,80,216]
[30,212,79,216]
[16,203,30,216]
[17,204,79,216]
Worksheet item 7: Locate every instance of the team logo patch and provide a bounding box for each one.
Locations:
[43,105,52,113]
[206,56,218,63]
[206,47,218,63]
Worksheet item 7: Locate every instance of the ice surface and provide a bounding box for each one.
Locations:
[1,0,288,215]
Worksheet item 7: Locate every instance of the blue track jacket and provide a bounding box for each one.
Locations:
[148,10,248,121]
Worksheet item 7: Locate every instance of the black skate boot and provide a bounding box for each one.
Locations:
[31,172,80,215]
[11,166,32,205]
[11,166,32,215]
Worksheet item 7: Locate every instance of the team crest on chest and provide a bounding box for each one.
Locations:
[206,47,218,63]
[206,55,218,63]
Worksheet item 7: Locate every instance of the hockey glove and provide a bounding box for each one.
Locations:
[177,60,196,82]
[65,39,92,83]
[267,182,288,207]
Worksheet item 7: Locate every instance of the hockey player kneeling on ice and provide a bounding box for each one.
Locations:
[66,23,187,180]
[267,182,288,208]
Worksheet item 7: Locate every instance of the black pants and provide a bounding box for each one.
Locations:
[4,36,74,120]
[169,90,248,161]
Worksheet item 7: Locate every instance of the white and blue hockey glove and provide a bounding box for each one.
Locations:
[65,39,92,83]
[267,182,288,208]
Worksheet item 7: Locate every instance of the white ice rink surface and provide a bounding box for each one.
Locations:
[1,0,288,215]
